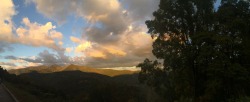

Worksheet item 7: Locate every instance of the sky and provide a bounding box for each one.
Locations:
[0,0,160,69]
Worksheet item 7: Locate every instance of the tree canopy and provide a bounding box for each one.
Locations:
[138,0,250,102]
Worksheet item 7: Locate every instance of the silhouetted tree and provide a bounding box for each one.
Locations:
[138,0,250,102]
[0,66,9,81]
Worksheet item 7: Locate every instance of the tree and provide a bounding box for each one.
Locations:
[138,0,250,102]
[0,66,8,80]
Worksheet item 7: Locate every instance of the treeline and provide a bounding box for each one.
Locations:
[0,66,20,83]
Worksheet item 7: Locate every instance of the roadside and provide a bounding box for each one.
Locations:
[0,83,16,102]
[3,82,41,102]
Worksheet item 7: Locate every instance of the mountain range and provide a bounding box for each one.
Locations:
[8,64,139,77]
[6,64,163,102]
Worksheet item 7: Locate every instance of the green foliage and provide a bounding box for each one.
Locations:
[236,96,250,102]
[139,0,250,102]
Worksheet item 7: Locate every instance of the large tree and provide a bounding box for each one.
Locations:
[138,0,250,102]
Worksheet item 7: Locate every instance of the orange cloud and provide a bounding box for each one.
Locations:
[50,31,63,40]
[58,41,63,46]
[104,46,126,56]
[4,17,64,51]
[74,42,126,58]
[75,41,92,53]
[0,0,15,42]
[70,36,81,43]
[86,49,107,59]
[24,0,159,68]
[66,47,73,53]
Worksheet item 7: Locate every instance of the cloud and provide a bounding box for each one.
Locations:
[3,57,42,69]
[0,0,15,53]
[38,50,61,64]
[72,37,127,59]
[0,62,16,67]
[70,36,81,43]
[66,47,73,53]
[0,16,65,52]
[103,46,126,56]
[0,0,64,52]
[83,26,156,67]
[4,55,17,60]
[58,41,63,46]
[50,31,63,40]
[3,55,43,69]
[75,42,92,53]
[15,17,64,51]
[0,0,15,20]
[69,25,155,67]
[0,50,84,69]
[86,49,107,59]
[103,66,140,71]
[4,50,70,66]
[120,0,160,21]
[0,0,16,43]
[70,36,93,53]
[27,0,130,44]
[4,54,43,64]
[28,0,121,23]
[0,0,74,69]
[22,0,159,67]
[0,42,14,53]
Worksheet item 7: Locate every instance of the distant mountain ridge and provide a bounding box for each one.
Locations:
[8,64,139,76]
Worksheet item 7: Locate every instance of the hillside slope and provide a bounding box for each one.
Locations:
[8,65,66,75]
[6,65,163,102]
[14,71,146,102]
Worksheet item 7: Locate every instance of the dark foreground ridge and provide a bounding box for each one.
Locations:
[1,65,163,102]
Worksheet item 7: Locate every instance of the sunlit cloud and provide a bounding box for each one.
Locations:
[1,0,160,69]
[66,47,73,53]
[26,0,159,67]
[15,17,64,51]
[87,49,107,59]
[104,46,126,57]
[75,42,92,53]
[70,36,81,44]
[1,16,64,52]
[0,0,16,47]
